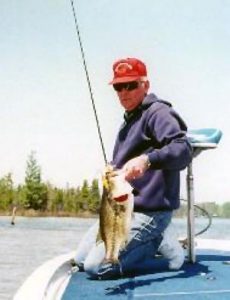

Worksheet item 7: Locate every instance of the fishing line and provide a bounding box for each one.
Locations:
[70,0,108,165]
[181,199,212,239]
[193,204,212,236]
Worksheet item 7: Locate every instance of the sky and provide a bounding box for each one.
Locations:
[1,0,229,203]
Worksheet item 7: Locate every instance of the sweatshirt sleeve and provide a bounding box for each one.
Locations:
[147,106,193,170]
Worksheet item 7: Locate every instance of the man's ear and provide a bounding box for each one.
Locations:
[145,80,150,91]
[142,80,150,93]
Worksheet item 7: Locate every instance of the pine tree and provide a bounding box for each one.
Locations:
[0,173,14,210]
[79,179,90,211]
[74,187,82,213]
[24,151,47,210]
[89,179,101,213]
[63,187,76,213]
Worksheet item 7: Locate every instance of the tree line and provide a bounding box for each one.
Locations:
[0,152,100,215]
[175,201,230,218]
[0,152,230,218]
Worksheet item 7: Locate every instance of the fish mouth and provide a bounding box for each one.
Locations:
[113,194,129,203]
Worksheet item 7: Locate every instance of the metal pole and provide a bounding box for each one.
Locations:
[186,161,196,263]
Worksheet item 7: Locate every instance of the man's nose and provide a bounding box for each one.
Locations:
[119,88,129,94]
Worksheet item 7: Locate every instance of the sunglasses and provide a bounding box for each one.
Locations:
[113,81,139,92]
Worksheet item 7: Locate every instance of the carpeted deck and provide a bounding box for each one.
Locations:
[62,249,230,300]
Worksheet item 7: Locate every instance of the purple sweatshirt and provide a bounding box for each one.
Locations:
[112,93,192,211]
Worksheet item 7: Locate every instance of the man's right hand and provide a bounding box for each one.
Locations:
[122,154,150,181]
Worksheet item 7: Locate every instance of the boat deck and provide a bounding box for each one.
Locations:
[62,249,230,300]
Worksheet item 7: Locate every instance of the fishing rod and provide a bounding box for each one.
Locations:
[70,0,108,165]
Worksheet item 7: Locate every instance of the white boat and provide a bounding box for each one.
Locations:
[14,238,230,300]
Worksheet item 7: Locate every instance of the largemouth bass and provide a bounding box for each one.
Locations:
[98,165,134,264]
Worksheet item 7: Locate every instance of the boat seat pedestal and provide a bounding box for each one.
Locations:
[186,128,222,263]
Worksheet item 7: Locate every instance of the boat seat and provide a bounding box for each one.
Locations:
[187,128,222,157]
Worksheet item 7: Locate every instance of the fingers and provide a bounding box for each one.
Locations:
[122,155,149,181]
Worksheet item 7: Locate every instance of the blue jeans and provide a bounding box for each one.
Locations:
[75,211,172,279]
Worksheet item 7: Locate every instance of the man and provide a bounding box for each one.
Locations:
[74,57,192,279]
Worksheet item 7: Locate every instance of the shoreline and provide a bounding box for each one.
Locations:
[0,209,98,218]
[0,210,228,219]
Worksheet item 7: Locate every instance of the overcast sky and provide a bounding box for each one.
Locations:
[1,0,229,203]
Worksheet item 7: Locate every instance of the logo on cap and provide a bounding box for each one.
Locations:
[115,63,133,75]
[109,57,147,84]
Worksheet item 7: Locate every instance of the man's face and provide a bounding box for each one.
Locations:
[113,80,150,111]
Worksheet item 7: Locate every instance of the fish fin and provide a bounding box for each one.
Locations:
[102,175,109,190]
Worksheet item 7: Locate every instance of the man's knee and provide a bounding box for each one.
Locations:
[83,256,101,278]
[158,224,185,270]
[83,243,105,277]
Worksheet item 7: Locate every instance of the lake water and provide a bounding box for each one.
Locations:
[0,216,230,300]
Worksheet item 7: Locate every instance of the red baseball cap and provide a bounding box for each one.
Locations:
[109,57,147,84]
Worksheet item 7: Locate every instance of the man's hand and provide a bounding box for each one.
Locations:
[122,154,151,181]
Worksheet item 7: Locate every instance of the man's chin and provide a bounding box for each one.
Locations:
[122,103,135,111]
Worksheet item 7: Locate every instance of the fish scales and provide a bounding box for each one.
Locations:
[98,165,134,264]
